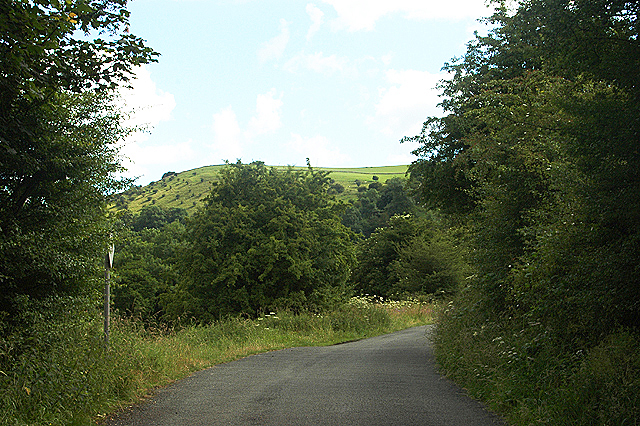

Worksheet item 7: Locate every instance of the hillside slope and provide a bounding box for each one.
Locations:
[111,165,409,214]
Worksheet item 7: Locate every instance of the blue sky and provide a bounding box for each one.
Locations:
[118,0,496,185]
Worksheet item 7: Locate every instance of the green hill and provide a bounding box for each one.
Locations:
[111,164,409,215]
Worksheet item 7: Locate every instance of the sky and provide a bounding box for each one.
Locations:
[118,0,497,186]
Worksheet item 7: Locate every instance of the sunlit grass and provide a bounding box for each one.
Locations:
[0,296,433,426]
[434,289,640,426]
[112,165,409,214]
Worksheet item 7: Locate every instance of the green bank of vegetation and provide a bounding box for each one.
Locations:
[406,1,640,424]
[110,164,409,214]
[109,162,458,324]
[1,1,639,426]
[0,295,434,426]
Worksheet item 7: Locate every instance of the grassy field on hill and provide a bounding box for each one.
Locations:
[111,164,409,214]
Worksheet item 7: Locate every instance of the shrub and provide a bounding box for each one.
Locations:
[176,162,356,321]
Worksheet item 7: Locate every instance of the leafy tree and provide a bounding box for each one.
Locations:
[367,181,382,191]
[0,0,157,317]
[341,205,364,235]
[352,215,417,297]
[174,162,357,321]
[109,206,188,321]
[344,177,417,236]
[165,207,188,224]
[379,177,416,218]
[354,187,383,236]
[132,205,167,231]
[132,205,187,231]
[406,0,640,344]
[352,214,467,298]
[0,91,129,315]
[328,181,345,195]
[404,2,640,423]
[112,220,185,322]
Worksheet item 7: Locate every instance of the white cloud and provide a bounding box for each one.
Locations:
[381,53,393,66]
[387,149,420,166]
[258,18,290,63]
[322,0,493,31]
[306,3,325,40]
[246,89,284,137]
[212,106,243,161]
[283,51,352,76]
[120,139,196,180]
[118,65,176,131]
[210,89,284,162]
[116,65,180,180]
[289,133,350,166]
[369,69,448,138]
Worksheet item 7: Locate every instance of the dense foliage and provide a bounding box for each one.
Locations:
[406,0,640,423]
[0,92,127,316]
[169,162,357,320]
[342,177,417,236]
[110,170,464,324]
[407,0,639,345]
[0,0,157,318]
[352,213,469,298]
[112,213,186,321]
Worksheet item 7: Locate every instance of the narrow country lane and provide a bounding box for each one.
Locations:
[102,326,506,426]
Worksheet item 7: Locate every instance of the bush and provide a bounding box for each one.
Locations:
[353,214,469,298]
[176,162,356,321]
[0,296,108,426]
[434,287,640,426]
[562,330,640,425]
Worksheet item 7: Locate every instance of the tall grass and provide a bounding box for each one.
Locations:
[434,288,640,426]
[0,295,434,426]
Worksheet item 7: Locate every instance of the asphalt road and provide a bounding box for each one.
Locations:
[103,325,506,426]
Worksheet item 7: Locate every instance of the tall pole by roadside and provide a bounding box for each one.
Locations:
[104,241,115,348]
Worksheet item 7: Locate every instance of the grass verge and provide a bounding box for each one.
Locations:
[434,288,640,426]
[0,295,434,426]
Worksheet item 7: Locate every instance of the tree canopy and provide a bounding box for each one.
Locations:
[407,0,639,345]
[172,162,357,320]
[342,177,418,237]
[352,213,468,298]
[0,0,157,316]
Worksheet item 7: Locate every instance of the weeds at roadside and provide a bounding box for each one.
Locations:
[434,288,640,426]
[0,295,434,426]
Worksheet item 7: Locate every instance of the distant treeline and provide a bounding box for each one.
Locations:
[111,162,465,323]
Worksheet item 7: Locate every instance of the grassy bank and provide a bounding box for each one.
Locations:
[0,296,433,426]
[434,289,640,426]
[111,164,409,214]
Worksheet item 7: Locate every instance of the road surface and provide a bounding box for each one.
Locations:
[103,325,506,426]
